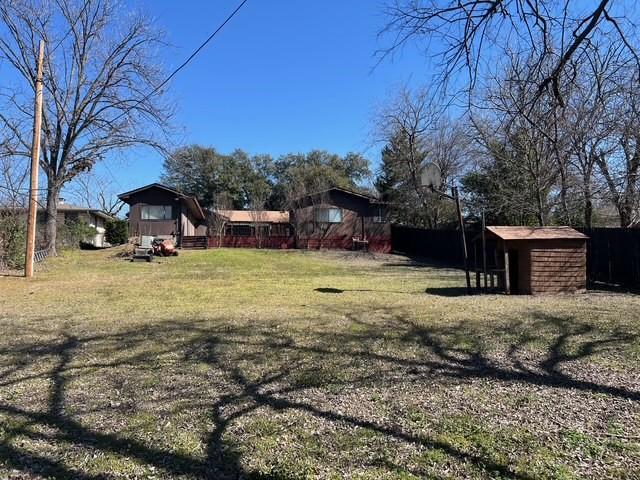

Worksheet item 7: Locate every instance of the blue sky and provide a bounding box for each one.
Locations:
[93,0,431,193]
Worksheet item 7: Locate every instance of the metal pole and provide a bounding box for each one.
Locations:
[25,40,45,278]
[453,186,471,294]
[482,209,487,291]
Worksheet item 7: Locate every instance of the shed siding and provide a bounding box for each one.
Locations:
[528,240,587,294]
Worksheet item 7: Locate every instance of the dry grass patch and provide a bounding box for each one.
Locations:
[0,247,639,479]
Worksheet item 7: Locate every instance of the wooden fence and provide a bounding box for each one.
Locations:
[578,228,640,289]
[391,225,640,289]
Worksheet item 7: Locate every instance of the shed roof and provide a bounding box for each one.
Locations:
[217,210,290,223]
[486,226,588,241]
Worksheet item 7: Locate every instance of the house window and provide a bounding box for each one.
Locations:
[271,224,290,236]
[315,208,342,223]
[373,207,387,223]
[141,205,172,220]
[65,212,79,224]
[228,224,252,236]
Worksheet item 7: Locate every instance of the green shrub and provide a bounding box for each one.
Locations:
[0,211,26,269]
[57,219,97,249]
[105,219,128,245]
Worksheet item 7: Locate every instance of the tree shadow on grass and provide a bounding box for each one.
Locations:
[0,308,638,479]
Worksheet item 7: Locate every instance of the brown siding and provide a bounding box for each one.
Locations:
[505,239,587,294]
[126,186,181,238]
[497,238,587,295]
[291,190,391,252]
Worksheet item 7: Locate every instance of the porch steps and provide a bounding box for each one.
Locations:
[181,236,208,249]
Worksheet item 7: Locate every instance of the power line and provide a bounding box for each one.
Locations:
[110,0,249,125]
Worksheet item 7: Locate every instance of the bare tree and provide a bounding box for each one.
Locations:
[563,44,625,228]
[207,211,227,248]
[0,0,171,253]
[596,75,640,227]
[0,155,29,208]
[248,198,268,249]
[375,85,468,227]
[380,1,640,107]
[471,52,563,226]
[67,172,124,216]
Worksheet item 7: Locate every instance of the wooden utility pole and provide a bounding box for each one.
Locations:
[24,40,45,278]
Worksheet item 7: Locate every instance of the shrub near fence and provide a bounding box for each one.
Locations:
[392,225,640,289]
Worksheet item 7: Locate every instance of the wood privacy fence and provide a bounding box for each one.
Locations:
[391,225,640,289]
[577,228,640,288]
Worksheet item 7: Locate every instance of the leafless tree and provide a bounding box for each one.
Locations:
[596,75,640,227]
[207,211,227,248]
[562,44,625,227]
[248,200,268,249]
[0,0,171,253]
[380,0,640,107]
[67,172,124,216]
[0,155,29,208]
[375,85,468,227]
[472,52,563,226]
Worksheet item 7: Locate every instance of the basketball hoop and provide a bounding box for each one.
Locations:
[420,162,442,190]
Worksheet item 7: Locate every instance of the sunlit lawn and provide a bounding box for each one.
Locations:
[1,248,639,479]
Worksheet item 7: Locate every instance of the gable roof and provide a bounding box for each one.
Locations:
[293,187,383,205]
[486,226,588,241]
[118,183,205,221]
[216,210,290,223]
[117,183,185,200]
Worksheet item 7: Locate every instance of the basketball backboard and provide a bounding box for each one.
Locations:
[420,162,442,190]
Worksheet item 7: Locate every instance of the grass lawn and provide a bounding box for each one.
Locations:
[1,248,639,479]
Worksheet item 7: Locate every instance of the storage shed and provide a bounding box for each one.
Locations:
[479,226,588,295]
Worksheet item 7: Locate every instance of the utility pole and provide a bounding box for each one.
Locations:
[25,40,45,278]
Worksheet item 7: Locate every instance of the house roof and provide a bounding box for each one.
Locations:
[294,187,383,204]
[0,203,115,220]
[118,183,185,199]
[216,210,290,223]
[118,183,205,221]
[486,226,588,241]
[57,203,116,221]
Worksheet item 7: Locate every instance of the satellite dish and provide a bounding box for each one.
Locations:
[420,162,442,190]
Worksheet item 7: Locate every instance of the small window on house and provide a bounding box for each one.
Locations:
[231,224,253,236]
[315,208,342,223]
[373,207,387,223]
[256,225,270,237]
[141,205,172,220]
[65,212,79,224]
[272,224,290,236]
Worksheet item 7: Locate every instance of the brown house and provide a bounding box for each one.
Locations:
[480,226,588,295]
[291,187,391,253]
[118,183,207,246]
[209,210,292,248]
[118,184,392,252]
